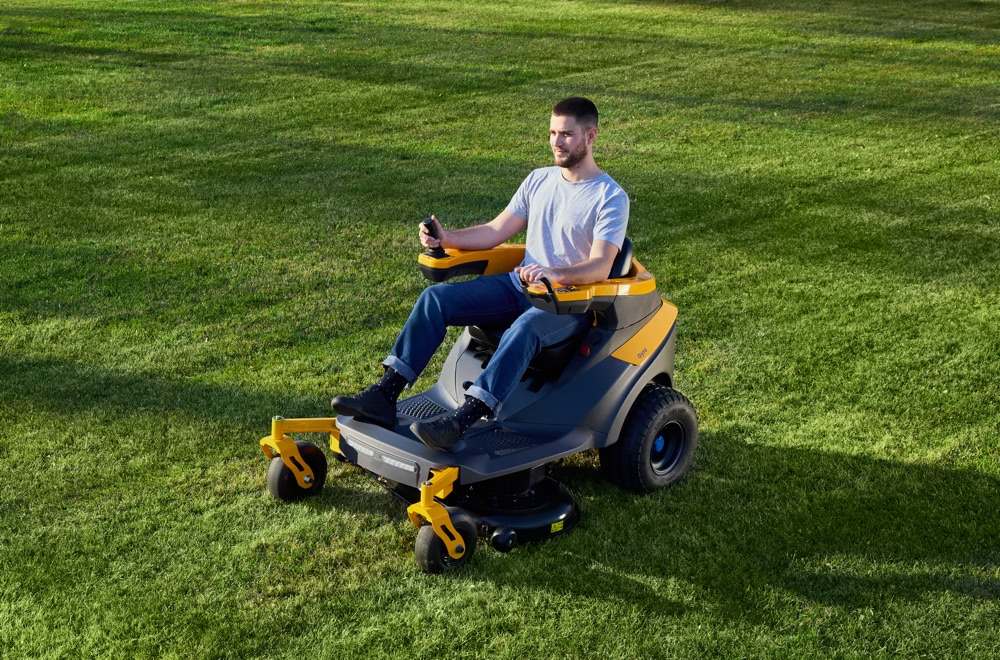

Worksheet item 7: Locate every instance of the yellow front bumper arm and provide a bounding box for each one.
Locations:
[259,416,341,489]
[407,467,466,559]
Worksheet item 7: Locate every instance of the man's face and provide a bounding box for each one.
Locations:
[549,114,595,168]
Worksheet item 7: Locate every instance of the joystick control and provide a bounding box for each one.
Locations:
[421,216,447,259]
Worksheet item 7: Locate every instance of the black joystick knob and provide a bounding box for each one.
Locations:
[422,216,447,259]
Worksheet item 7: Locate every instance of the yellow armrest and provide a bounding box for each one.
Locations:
[418,244,526,282]
[523,258,657,314]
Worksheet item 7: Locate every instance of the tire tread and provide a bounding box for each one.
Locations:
[602,384,698,492]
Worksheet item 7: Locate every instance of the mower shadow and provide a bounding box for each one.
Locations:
[473,432,999,620]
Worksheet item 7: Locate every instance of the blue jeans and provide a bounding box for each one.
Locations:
[383,274,589,412]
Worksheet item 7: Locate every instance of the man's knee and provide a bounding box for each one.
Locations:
[507,309,583,348]
[415,283,447,313]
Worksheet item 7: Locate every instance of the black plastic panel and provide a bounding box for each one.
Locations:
[419,260,488,283]
[338,436,422,488]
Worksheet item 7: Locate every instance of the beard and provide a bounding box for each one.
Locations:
[553,142,587,168]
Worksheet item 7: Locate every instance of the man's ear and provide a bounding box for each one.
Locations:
[587,125,598,145]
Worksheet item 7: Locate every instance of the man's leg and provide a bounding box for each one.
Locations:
[383,275,526,384]
[332,274,525,427]
[466,307,589,410]
[411,306,589,449]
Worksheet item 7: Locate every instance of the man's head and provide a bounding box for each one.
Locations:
[549,97,599,169]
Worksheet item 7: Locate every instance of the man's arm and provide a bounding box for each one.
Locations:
[516,239,620,286]
[420,210,526,251]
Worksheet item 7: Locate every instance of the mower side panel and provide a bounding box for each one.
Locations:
[335,292,680,485]
[497,327,675,447]
[601,327,676,446]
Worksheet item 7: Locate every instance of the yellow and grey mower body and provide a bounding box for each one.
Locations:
[260,238,697,573]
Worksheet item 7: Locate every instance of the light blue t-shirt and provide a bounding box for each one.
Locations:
[505,166,629,288]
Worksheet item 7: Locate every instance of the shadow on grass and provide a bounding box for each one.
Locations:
[4,0,996,324]
[4,2,997,125]
[0,5,574,98]
[0,37,189,65]
[481,432,1000,619]
[0,355,324,424]
[630,0,1000,46]
[5,117,998,335]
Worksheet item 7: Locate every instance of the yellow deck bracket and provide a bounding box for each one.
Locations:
[259,416,341,489]
[407,467,466,559]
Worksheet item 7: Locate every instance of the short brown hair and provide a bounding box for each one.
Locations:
[552,97,599,127]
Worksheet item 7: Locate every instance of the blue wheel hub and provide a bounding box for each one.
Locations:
[650,421,685,475]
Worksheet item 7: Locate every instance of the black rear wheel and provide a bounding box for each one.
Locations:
[601,385,698,492]
[266,441,328,502]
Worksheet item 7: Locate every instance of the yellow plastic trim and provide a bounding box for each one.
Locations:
[259,416,341,489]
[524,257,657,301]
[611,300,678,365]
[418,244,526,275]
[406,467,466,559]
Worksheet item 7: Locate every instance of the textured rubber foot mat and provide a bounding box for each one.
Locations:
[462,427,543,456]
[397,395,447,420]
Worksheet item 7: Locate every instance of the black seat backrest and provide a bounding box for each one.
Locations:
[608,237,633,279]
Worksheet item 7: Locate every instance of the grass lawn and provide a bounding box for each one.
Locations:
[2,0,999,656]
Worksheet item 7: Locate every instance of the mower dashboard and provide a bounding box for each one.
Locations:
[418,244,526,283]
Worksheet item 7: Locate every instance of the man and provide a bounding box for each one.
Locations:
[332,96,629,450]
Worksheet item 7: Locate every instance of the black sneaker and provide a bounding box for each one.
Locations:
[410,396,491,451]
[410,415,464,450]
[331,383,397,429]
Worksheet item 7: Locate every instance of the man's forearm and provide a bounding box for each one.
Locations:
[442,224,505,250]
[551,258,614,285]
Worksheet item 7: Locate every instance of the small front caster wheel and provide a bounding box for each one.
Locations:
[266,441,328,502]
[414,518,477,574]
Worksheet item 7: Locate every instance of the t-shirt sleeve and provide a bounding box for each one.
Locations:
[593,187,629,249]
[504,171,534,220]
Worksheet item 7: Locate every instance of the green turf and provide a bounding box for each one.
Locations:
[2,0,999,656]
